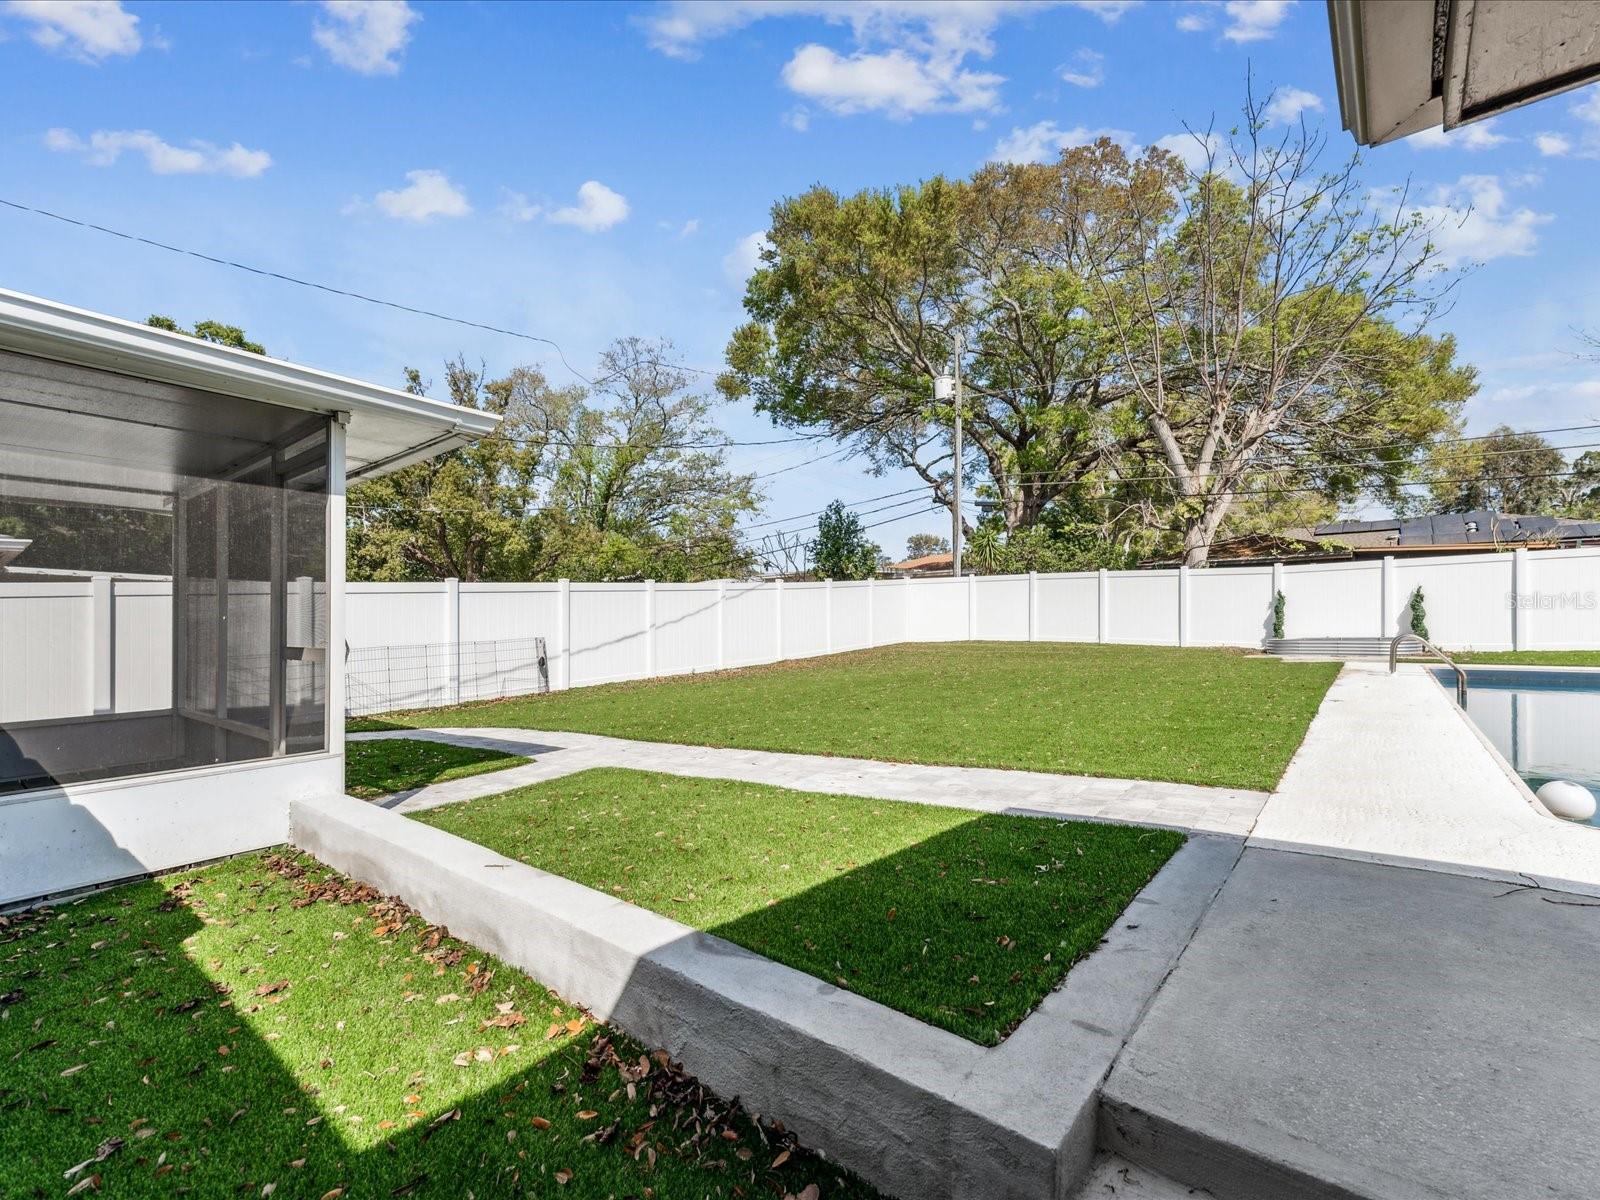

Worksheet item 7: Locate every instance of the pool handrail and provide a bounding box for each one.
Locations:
[1389,632,1468,705]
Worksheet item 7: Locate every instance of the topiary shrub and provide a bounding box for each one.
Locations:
[1272,589,1286,639]
[1408,586,1429,640]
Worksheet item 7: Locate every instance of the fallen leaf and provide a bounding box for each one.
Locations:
[59,1063,88,1077]
[553,1168,573,1185]
[576,1110,598,1121]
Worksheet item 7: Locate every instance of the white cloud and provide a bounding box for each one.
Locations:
[640,2,1133,60]
[1221,0,1291,42]
[548,180,630,232]
[1059,47,1104,88]
[1263,86,1322,126]
[312,0,418,75]
[44,127,271,177]
[1397,174,1552,267]
[1154,130,1223,173]
[782,43,1002,117]
[370,169,470,222]
[1573,87,1600,125]
[1175,9,1211,32]
[724,230,771,288]
[678,218,701,238]
[991,120,1134,165]
[1405,118,1511,151]
[784,108,812,132]
[640,2,1133,120]
[1534,132,1572,157]
[499,190,542,222]
[3,0,140,61]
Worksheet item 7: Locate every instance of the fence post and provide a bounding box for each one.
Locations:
[967,572,977,641]
[1097,569,1110,644]
[1512,547,1529,650]
[91,575,113,714]
[644,579,656,678]
[444,577,461,704]
[716,579,727,669]
[1178,565,1191,648]
[1272,561,1286,641]
[557,578,571,690]
[773,578,784,663]
[1028,571,1038,642]
[868,576,877,647]
[1380,555,1394,638]
[824,578,833,654]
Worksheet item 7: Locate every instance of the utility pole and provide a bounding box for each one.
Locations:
[951,329,963,578]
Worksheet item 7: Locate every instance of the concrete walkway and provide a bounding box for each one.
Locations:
[1251,662,1600,895]
[1102,847,1600,1200]
[348,726,1268,836]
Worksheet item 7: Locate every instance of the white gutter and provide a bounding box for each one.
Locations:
[0,288,501,443]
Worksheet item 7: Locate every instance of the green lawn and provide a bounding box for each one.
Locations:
[0,853,873,1200]
[345,736,530,799]
[1447,650,1600,667]
[356,642,1338,792]
[414,768,1185,1045]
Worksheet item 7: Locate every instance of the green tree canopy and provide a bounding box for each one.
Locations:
[809,500,880,580]
[1427,426,1568,515]
[348,339,761,582]
[722,92,1477,567]
[146,314,265,355]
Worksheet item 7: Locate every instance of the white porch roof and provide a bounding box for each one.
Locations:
[0,288,501,481]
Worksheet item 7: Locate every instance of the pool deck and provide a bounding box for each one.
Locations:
[1249,661,1600,896]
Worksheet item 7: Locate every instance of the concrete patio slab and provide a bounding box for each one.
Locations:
[291,790,1243,1200]
[349,726,1268,836]
[1101,847,1600,1200]
[1251,663,1600,895]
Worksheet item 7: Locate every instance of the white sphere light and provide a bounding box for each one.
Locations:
[1537,780,1597,823]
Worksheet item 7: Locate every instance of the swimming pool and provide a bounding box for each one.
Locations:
[1435,667,1600,827]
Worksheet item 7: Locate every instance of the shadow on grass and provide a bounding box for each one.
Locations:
[704,814,1184,1045]
[0,864,873,1199]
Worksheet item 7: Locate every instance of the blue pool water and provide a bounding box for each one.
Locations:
[1435,668,1600,827]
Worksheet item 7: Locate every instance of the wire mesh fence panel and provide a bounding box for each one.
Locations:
[345,636,547,717]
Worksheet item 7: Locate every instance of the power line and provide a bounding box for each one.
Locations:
[0,196,728,385]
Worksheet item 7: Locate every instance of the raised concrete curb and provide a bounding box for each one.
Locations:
[290,792,1241,1200]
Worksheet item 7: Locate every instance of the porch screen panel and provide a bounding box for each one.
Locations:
[0,353,333,795]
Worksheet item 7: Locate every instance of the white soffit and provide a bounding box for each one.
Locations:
[0,288,501,481]
[1329,0,1600,146]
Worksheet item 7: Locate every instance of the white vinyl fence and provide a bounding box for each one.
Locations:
[5,546,1598,721]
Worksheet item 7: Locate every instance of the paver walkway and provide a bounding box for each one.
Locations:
[347,726,1268,836]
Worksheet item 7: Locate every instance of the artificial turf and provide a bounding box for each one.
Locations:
[344,736,530,799]
[0,853,875,1200]
[1447,650,1600,667]
[354,642,1337,792]
[413,768,1186,1045]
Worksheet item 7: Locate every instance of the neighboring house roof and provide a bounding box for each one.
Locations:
[1194,510,1600,567]
[889,552,953,573]
[1305,511,1600,549]
[0,288,501,482]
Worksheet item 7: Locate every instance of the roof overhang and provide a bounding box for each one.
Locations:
[1328,0,1600,146]
[0,288,500,481]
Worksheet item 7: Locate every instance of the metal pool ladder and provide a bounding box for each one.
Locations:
[1389,632,1468,705]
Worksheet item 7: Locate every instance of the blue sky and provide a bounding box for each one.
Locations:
[3,0,1600,560]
